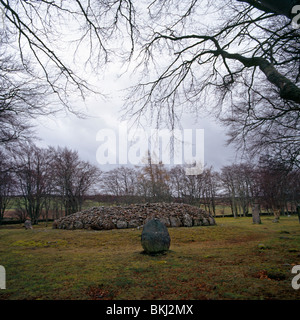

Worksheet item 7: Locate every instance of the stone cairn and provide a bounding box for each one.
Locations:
[52,202,216,230]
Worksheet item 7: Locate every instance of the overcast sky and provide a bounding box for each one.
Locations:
[34,84,238,172]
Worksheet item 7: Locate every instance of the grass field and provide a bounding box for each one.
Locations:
[0,216,299,300]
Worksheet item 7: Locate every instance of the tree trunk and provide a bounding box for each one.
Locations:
[222,52,300,104]
[237,0,299,19]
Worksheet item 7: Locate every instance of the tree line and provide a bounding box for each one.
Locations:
[1,143,299,224]
[99,154,300,220]
[0,144,99,224]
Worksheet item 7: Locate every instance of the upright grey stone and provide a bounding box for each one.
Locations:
[141,219,170,254]
[252,203,261,224]
[24,220,33,229]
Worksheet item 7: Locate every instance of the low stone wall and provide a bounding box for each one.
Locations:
[52,202,216,230]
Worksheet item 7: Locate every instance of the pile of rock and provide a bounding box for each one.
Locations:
[52,202,216,230]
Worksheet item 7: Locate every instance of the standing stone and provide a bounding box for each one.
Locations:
[24,220,33,230]
[252,203,261,224]
[141,219,171,254]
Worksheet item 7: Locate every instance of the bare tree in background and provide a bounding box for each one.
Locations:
[115,166,138,203]
[169,165,187,199]
[12,144,52,224]
[0,150,15,224]
[51,146,100,215]
[221,165,239,217]
[136,152,171,202]
[100,166,138,203]
[101,168,122,202]
[200,168,219,216]
[257,156,291,221]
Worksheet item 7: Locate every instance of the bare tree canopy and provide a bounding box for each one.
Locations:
[119,0,300,165]
[1,1,298,105]
[0,0,299,164]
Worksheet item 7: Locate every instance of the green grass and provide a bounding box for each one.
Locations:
[0,216,299,300]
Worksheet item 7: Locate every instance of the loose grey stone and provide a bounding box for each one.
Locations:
[169,216,182,227]
[116,220,128,229]
[183,214,193,227]
[24,220,33,230]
